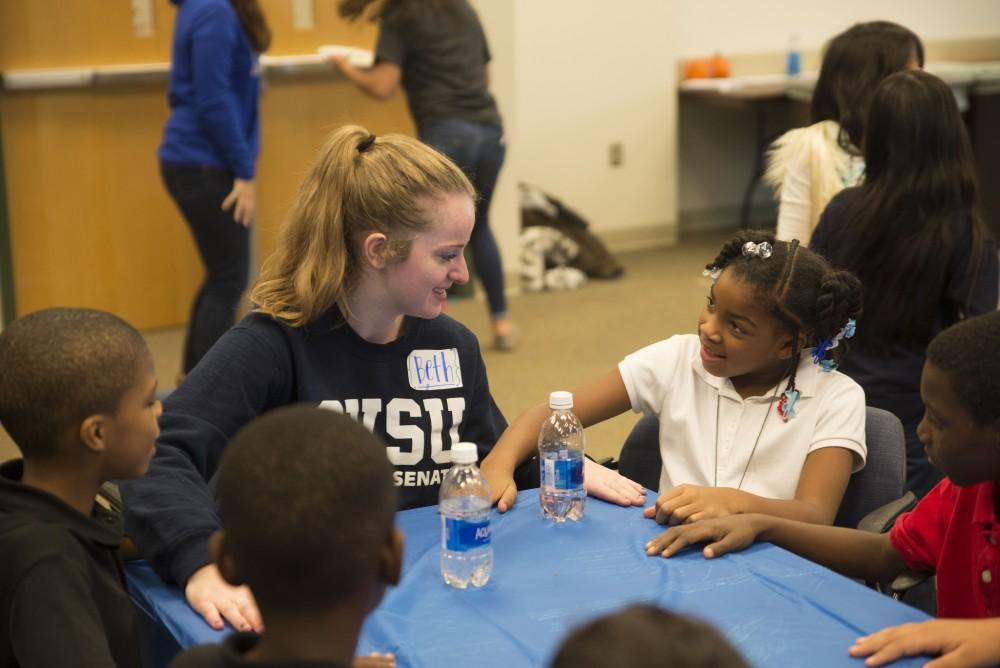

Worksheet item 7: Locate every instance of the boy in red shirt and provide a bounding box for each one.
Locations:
[646,310,1000,667]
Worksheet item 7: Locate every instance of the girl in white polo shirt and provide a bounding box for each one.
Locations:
[481,231,866,531]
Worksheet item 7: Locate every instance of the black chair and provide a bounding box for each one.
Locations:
[617,413,661,492]
[836,407,916,529]
[614,406,916,529]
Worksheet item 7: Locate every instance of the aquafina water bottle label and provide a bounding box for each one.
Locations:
[543,452,584,490]
[445,517,491,552]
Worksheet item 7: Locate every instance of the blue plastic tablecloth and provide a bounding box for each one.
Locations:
[127,489,930,667]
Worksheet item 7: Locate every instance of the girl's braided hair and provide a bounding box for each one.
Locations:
[706,230,863,392]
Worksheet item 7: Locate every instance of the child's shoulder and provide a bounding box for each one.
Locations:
[0,521,90,582]
[812,366,866,401]
[621,334,699,376]
[632,333,699,358]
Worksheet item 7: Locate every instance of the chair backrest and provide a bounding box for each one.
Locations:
[618,414,662,492]
[834,406,907,528]
[619,406,907,529]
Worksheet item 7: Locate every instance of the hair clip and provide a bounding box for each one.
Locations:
[742,241,773,259]
[701,267,722,281]
[811,318,858,372]
[357,133,377,153]
[777,388,800,422]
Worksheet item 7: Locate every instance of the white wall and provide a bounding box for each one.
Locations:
[511,0,677,238]
[672,0,1000,58]
[469,0,520,278]
[474,0,679,270]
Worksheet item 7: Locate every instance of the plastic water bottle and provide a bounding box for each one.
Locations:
[439,442,493,589]
[786,33,801,77]
[538,391,586,522]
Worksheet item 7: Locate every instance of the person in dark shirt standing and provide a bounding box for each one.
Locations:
[0,308,162,667]
[160,0,270,376]
[333,0,520,351]
[811,70,998,498]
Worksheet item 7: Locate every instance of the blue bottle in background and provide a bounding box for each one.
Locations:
[787,33,801,76]
[440,442,493,589]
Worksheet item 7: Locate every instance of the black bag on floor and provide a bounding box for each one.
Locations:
[520,183,625,280]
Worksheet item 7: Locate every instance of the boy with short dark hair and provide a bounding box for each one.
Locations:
[647,310,1000,667]
[0,307,161,667]
[169,404,403,667]
[550,604,748,668]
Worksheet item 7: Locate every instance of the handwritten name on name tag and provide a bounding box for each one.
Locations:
[407,348,463,391]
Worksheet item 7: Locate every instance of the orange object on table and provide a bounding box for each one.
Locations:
[685,58,712,79]
[684,55,731,79]
[710,54,731,78]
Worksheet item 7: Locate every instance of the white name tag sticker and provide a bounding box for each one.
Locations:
[407,348,463,391]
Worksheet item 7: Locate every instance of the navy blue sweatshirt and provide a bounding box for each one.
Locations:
[159,0,260,179]
[120,309,505,587]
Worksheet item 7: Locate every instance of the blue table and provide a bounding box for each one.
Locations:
[127,489,930,667]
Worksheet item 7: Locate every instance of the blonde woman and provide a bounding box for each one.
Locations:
[124,125,509,633]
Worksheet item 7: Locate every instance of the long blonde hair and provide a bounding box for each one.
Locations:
[251,125,475,326]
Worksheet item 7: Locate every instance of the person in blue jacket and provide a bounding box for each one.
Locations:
[159,0,270,375]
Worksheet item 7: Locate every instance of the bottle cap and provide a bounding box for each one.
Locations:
[450,442,479,464]
[549,390,573,409]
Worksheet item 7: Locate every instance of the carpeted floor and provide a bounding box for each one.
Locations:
[0,231,732,464]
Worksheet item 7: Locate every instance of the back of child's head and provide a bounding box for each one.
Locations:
[812,20,923,151]
[926,311,1000,427]
[707,230,863,369]
[836,69,984,351]
[250,124,475,326]
[0,307,149,460]
[550,604,748,668]
[216,404,398,614]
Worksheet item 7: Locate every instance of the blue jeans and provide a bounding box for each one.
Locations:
[420,119,508,319]
[161,162,250,373]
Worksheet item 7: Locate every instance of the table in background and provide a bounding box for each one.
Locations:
[679,62,1000,235]
[128,489,930,668]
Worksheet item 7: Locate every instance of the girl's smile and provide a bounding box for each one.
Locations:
[697,268,798,398]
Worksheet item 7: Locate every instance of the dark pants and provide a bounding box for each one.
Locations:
[161,163,249,373]
[420,119,508,318]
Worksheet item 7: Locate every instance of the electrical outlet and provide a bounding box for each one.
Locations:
[131,0,154,37]
[292,0,315,30]
[609,142,623,167]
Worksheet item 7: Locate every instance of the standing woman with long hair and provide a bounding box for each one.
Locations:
[766,21,923,245]
[810,70,999,497]
[331,0,519,351]
[159,0,270,376]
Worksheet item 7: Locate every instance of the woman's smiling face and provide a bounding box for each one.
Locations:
[382,192,474,320]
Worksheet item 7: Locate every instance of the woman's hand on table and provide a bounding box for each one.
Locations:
[583,458,646,506]
[848,618,1000,668]
[185,563,263,632]
[643,484,747,525]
